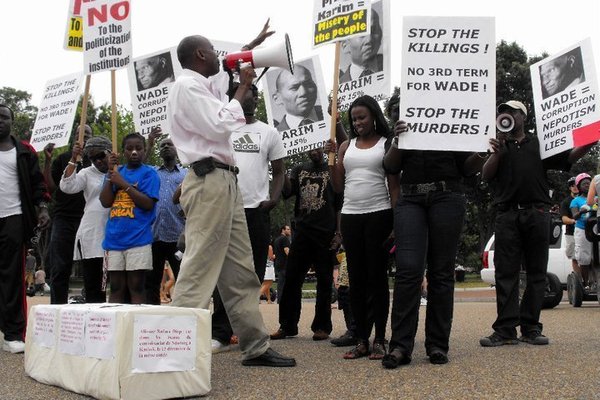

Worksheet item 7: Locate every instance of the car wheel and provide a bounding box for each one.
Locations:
[542,272,563,309]
[567,272,584,307]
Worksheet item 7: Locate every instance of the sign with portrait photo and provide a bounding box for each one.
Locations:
[127,40,242,136]
[337,0,390,111]
[128,47,181,137]
[262,55,331,156]
[312,0,371,48]
[531,38,600,159]
[398,16,495,152]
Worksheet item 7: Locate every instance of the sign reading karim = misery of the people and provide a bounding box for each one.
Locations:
[312,0,370,48]
[82,0,132,75]
[398,16,495,153]
[30,72,84,152]
[530,38,600,159]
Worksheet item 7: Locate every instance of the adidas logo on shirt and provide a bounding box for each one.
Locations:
[233,134,260,153]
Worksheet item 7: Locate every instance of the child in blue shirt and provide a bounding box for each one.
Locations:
[100,133,160,304]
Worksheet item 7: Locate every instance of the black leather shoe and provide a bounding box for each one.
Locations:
[331,332,358,347]
[381,348,411,369]
[428,349,449,365]
[242,348,296,367]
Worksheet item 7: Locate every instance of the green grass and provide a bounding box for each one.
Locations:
[455,274,490,289]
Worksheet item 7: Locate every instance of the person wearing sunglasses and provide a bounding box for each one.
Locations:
[59,136,113,303]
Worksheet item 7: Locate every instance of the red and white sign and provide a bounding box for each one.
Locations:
[531,38,600,159]
[82,0,132,74]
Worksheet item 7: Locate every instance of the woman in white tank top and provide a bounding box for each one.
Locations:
[327,95,399,360]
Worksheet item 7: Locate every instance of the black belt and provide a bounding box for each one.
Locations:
[401,181,460,195]
[191,157,239,177]
[496,202,547,211]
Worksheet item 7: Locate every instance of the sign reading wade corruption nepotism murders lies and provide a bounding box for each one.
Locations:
[337,0,389,111]
[30,72,84,152]
[128,41,242,136]
[263,55,331,156]
[313,0,371,48]
[531,39,600,159]
[64,0,84,51]
[398,17,495,152]
[82,0,132,74]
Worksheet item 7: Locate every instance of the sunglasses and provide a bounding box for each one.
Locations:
[90,150,108,162]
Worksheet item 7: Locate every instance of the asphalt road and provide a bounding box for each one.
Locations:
[1,293,599,399]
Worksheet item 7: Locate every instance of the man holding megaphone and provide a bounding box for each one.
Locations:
[480,100,595,349]
[166,22,296,369]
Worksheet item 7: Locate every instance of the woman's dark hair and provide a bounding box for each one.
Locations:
[121,132,145,149]
[385,93,399,119]
[347,95,390,139]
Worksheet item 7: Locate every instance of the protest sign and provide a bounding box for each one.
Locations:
[313,0,371,48]
[398,17,495,152]
[337,0,389,111]
[128,47,180,137]
[531,38,600,159]
[30,72,84,152]
[84,310,116,360]
[127,40,242,136]
[82,0,132,75]
[132,315,197,374]
[64,0,84,51]
[263,55,331,156]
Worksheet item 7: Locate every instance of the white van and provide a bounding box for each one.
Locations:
[480,225,569,309]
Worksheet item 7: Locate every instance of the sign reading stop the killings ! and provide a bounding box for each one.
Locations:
[398,16,496,153]
[30,72,84,152]
[82,0,132,74]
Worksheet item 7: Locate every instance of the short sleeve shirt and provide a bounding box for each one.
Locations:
[232,121,286,208]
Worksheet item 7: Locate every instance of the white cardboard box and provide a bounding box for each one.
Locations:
[25,304,211,400]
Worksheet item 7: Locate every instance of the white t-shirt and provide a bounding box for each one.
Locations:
[341,136,390,214]
[232,120,286,208]
[0,147,22,218]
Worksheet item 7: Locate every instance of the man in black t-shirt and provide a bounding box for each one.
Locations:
[42,125,92,304]
[273,225,291,302]
[560,177,579,274]
[480,101,594,348]
[270,149,343,341]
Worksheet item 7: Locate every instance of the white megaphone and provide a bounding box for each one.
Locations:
[223,33,294,74]
[496,113,515,133]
